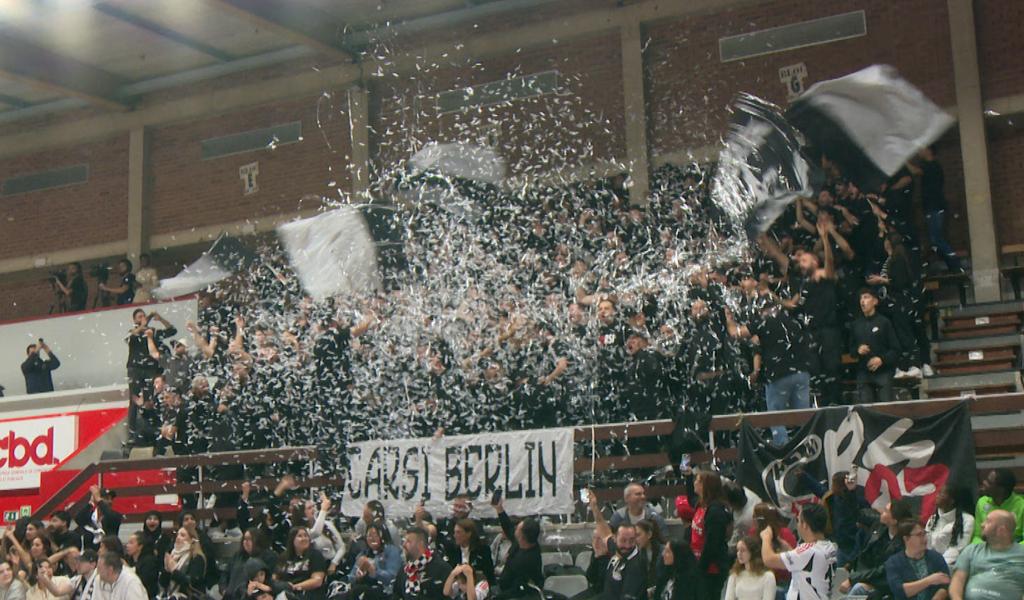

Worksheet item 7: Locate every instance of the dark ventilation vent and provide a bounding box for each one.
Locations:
[201,121,302,160]
[437,70,559,114]
[1,164,88,196]
[719,10,866,62]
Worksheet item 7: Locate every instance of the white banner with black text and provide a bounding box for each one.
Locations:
[341,427,575,518]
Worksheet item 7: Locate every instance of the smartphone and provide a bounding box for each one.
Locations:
[679,454,691,471]
[490,489,503,506]
[579,488,590,503]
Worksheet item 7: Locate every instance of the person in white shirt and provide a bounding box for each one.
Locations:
[760,504,837,600]
[724,536,775,600]
[37,549,98,600]
[925,484,975,568]
[96,553,147,600]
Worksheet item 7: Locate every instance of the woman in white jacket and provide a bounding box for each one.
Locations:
[925,483,975,568]
[308,494,346,573]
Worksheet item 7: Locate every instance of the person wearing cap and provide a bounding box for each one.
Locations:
[849,288,901,403]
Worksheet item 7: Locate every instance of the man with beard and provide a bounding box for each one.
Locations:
[588,522,646,600]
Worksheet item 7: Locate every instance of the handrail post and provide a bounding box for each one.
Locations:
[197,464,204,510]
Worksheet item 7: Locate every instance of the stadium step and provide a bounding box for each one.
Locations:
[933,347,1018,375]
[941,313,1020,339]
[920,369,1024,399]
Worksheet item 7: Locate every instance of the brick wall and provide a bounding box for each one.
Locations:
[976,0,1024,99]
[0,135,128,260]
[989,126,1024,247]
[148,93,350,236]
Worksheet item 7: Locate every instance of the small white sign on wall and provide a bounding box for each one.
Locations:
[779,62,808,101]
[239,161,260,195]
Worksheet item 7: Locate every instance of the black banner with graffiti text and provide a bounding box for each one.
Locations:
[737,402,976,518]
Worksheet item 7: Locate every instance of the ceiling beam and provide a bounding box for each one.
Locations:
[0,34,129,111]
[94,2,236,62]
[206,0,355,61]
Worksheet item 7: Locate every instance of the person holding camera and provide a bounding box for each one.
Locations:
[54,263,87,312]
[21,339,61,394]
[99,259,136,306]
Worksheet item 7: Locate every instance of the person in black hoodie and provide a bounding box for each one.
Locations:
[74,486,122,551]
[222,528,278,600]
[125,531,160,599]
[492,500,542,598]
[21,340,60,394]
[393,528,452,600]
[849,288,901,403]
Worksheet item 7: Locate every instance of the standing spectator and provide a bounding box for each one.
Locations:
[791,222,843,407]
[609,483,669,534]
[910,146,963,273]
[125,310,177,399]
[73,487,121,552]
[884,520,950,600]
[950,510,1024,600]
[158,342,194,393]
[849,288,900,403]
[760,504,836,600]
[926,484,975,569]
[96,552,147,600]
[393,528,452,600]
[54,263,87,312]
[691,471,733,600]
[133,254,158,304]
[492,500,542,598]
[971,468,1024,543]
[723,536,775,600]
[99,260,136,306]
[21,341,60,394]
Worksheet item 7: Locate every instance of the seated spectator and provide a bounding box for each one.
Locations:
[760,503,836,600]
[654,541,698,600]
[274,527,327,600]
[123,532,158,600]
[634,520,663,593]
[21,339,61,395]
[359,501,401,552]
[159,527,206,600]
[724,536,775,600]
[0,561,28,600]
[221,528,277,600]
[690,471,733,600]
[971,468,1024,543]
[487,532,512,580]
[435,496,478,559]
[839,498,914,598]
[96,551,147,600]
[884,520,950,600]
[609,483,668,534]
[820,471,869,567]
[950,510,1024,600]
[926,484,975,568]
[443,566,488,600]
[444,520,494,585]
[492,499,542,598]
[27,558,68,600]
[850,288,901,404]
[138,512,167,558]
[344,524,402,600]
[393,527,452,600]
[305,494,345,571]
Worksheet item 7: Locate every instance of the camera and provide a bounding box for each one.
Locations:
[89,263,111,283]
[48,269,67,285]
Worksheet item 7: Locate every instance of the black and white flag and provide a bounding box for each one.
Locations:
[736,402,976,519]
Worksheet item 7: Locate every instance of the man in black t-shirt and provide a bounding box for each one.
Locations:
[99,259,136,305]
[911,146,962,272]
[55,262,88,311]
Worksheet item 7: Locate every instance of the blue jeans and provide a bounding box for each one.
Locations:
[925,209,962,271]
[764,371,811,445]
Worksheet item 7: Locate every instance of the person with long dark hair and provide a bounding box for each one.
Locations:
[635,520,664,594]
[221,528,277,600]
[343,524,402,600]
[818,471,869,567]
[124,532,159,600]
[273,527,327,600]
[444,520,494,585]
[653,541,698,600]
[691,471,733,600]
[925,483,975,568]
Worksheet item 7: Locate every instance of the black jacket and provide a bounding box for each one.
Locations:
[74,501,122,550]
[21,352,60,394]
[391,555,452,600]
[160,554,207,599]
[848,524,903,593]
[587,541,647,600]
[444,543,495,584]
[128,553,160,599]
[849,313,901,374]
[496,511,543,598]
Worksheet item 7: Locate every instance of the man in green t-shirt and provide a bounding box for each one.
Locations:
[951,510,1024,600]
[971,469,1024,543]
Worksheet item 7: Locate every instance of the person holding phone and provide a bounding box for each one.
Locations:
[21,339,61,394]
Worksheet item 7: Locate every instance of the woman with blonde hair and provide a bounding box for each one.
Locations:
[159,526,207,600]
[724,536,775,600]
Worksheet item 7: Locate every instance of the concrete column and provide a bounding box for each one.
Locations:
[127,127,149,261]
[947,0,1000,302]
[620,19,650,206]
[348,86,371,201]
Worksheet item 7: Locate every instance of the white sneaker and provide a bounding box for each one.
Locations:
[894,369,908,379]
[903,366,923,379]
[922,364,935,377]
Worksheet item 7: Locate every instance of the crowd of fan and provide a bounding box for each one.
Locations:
[4,466,1022,600]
